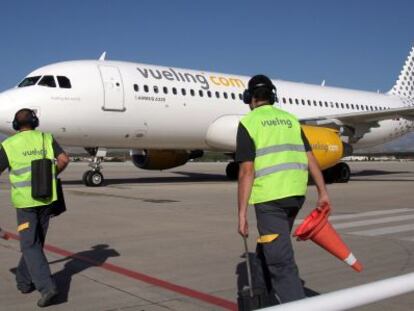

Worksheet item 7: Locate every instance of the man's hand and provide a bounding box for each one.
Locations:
[238,215,249,237]
[316,191,331,212]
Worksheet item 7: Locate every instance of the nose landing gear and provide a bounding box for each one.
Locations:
[83,148,106,187]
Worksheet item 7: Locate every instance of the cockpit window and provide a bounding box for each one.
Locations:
[57,76,72,88]
[38,75,56,88]
[18,76,41,87]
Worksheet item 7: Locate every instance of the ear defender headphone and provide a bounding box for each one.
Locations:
[243,82,277,105]
[12,108,39,131]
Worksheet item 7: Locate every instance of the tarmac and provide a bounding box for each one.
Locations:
[1,161,414,311]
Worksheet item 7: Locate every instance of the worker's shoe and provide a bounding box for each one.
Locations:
[37,288,58,308]
[18,283,35,294]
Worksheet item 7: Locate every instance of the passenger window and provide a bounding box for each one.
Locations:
[283,97,287,104]
[163,86,168,94]
[319,101,323,107]
[295,99,299,105]
[231,93,236,100]
[223,92,228,99]
[133,84,139,92]
[289,98,293,104]
[301,99,305,105]
[215,91,220,98]
[57,76,71,89]
[190,89,195,96]
[307,100,311,106]
[154,86,159,94]
[356,104,359,110]
[172,87,177,95]
[335,102,339,108]
[341,103,344,108]
[207,90,212,98]
[199,90,204,97]
[351,104,355,109]
[346,104,350,109]
[313,100,317,106]
[324,102,328,107]
[182,88,186,96]
[18,76,41,87]
[239,93,243,100]
[38,75,56,88]
[144,85,149,92]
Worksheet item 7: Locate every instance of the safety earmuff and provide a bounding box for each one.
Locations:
[243,82,277,105]
[12,108,39,131]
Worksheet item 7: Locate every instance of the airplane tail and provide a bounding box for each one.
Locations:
[388,44,414,99]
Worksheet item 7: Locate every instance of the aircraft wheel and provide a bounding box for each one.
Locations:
[82,171,91,185]
[84,170,104,187]
[226,162,239,180]
[336,162,351,183]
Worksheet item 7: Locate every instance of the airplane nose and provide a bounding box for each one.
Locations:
[0,93,16,134]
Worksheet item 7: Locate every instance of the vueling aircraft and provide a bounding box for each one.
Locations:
[0,46,413,186]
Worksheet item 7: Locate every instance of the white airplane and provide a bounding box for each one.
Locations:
[0,46,413,186]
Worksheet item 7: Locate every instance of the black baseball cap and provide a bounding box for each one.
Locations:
[248,74,274,91]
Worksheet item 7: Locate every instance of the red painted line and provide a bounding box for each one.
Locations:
[5,231,237,311]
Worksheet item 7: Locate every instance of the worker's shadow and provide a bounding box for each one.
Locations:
[49,244,120,305]
[236,250,319,307]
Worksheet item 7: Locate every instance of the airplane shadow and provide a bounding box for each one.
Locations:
[62,171,229,186]
[236,251,319,308]
[350,170,414,182]
[49,244,120,305]
[351,170,410,177]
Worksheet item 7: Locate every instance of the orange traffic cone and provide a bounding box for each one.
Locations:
[294,208,363,272]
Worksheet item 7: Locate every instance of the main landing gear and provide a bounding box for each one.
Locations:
[322,162,351,183]
[226,162,239,180]
[82,148,106,187]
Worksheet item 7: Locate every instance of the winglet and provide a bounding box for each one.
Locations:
[99,52,107,61]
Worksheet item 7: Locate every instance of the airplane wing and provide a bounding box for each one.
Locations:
[300,106,414,142]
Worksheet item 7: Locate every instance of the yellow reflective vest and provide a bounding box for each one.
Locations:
[240,105,308,204]
[1,130,57,208]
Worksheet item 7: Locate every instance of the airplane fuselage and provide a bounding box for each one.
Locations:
[0,60,413,152]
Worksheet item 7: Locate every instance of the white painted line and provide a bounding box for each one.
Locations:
[334,214,414,229]
[294,208,413,225]
[349,224,414,236]
[401,236,414,242]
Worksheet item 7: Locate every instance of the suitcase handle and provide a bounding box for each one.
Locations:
[243,236,254,298]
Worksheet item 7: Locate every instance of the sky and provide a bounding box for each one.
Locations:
[0,0,413,150]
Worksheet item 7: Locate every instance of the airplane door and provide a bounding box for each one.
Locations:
[99,65,125,111]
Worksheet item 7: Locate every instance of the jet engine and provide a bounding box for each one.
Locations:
[302,125,353,182]
[130,149,203,170]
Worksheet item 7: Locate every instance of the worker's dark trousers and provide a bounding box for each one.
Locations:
[255,200,306,303]
[15,205,55,294]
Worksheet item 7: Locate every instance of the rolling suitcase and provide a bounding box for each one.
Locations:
[237,237,275,311]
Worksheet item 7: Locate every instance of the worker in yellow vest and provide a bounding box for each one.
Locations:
[0,108,69,307]
[237,75,331,303]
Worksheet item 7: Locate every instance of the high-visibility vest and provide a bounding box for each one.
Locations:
[240,105,308,204]
[1,130,57,208]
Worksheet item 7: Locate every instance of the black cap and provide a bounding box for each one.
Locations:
[248,74,274,91]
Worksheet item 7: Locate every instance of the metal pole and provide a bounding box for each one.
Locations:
[243,236,254,298]
[258,272,414,311]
